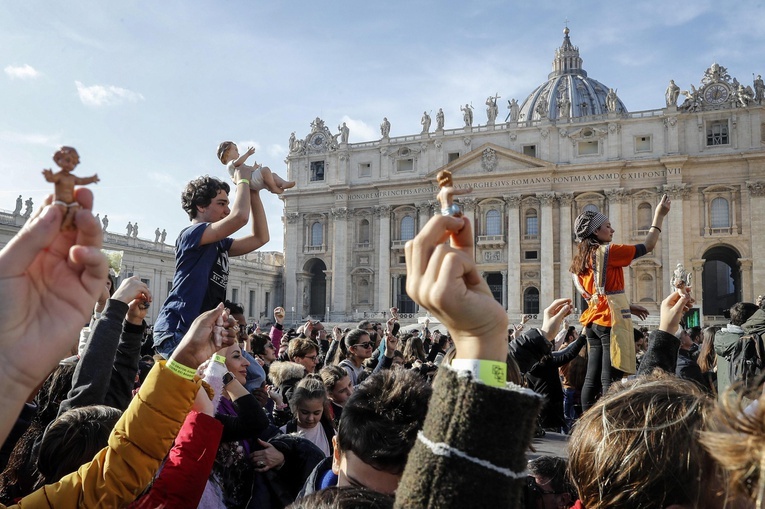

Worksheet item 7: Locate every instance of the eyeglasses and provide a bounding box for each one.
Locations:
[353,342,373,349]
[303,354,318,361]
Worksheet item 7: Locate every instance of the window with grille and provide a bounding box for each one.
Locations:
[400,215,415,241]
[706,121,729,146]
[711,197,730,228]
[486,210,501,235]
[311,222,323,246]
[525,209,538,237]
[523,287,540,314]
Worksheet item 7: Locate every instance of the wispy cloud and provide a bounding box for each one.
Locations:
[4,64,41,79]
[75,81,145,107]
[342,117,376,143]
[0,130,60,146]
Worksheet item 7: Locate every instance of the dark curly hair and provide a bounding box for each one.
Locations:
[181,176,230,220]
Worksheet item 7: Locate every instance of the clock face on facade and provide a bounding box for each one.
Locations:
[704,84,730,104]
[311,134,325,147]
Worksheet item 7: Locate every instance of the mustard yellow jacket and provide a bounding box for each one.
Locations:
[9,361,199,508]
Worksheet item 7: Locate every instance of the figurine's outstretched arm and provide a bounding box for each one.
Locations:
[75,174,100,185]
[42,169,56,182]
[232,147,257,168]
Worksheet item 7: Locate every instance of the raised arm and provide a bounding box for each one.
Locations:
[0,190,107,445]
[643,194,671,253]
[396,215,542,509]
[229,188,269,256]
[199,174,254,246]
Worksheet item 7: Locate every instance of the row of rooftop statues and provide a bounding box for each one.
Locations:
[288,64,765,151]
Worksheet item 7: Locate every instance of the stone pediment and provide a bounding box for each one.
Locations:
[425,143,550,180]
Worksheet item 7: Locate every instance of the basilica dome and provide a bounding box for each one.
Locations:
[518,28,627,124]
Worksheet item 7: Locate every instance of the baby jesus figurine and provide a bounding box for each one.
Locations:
[217,141,295,194]
[436,170,472,217]
[671,263,692,292]
[42,146,99,231]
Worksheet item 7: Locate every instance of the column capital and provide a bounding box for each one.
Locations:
[460,197,478,211]
[747,181,765,197]
[374,205,392,217]
[330,207,350,220]
[536,192,556,206]
[503,194,522,208]
[662,183,691,199]
[557,192,574,206]
[605,187,627,203]
[286,211,301,224]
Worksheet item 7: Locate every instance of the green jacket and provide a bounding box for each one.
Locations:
[714,323,745,400]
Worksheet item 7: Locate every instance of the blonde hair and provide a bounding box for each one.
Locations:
[569,375,719,508]
[701,388,765,507]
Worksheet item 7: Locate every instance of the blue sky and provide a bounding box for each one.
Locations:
[2,0,764,252]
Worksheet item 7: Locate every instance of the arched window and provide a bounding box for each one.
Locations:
[486,209,501,236]
[525,209,538,237]
[359,219,370,244]
[711,197,730,228]
[401,215,415,241]
[523,287,540,315]
[311,222,323,246]
[583,204,599,213]
[637,202,652,231]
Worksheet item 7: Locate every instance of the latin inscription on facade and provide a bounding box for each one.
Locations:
[335,168,682,200]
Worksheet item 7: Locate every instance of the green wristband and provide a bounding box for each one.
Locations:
[214,354,227,364]
[166,359,196,380]
[450,359,507,388]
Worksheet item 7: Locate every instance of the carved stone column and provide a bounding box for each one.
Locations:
[324,271,333,321]
[417,201,432,232]
[558,193,574,301]
[663,184,690,289]
[392,274,401,311]
[330,207,349,317]
[375,205,392,310]
[538,193,556,306]
[739,258,753,303]
[747,182,765,296]
[504,195,522,316]
[691,258,705,312]
[501,270,508,310]
[284,212,301,320]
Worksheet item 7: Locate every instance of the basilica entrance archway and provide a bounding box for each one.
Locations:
[701,245,741,316]
[304,258,327,318]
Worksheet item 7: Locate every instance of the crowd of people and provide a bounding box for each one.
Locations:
[4,163,765,508]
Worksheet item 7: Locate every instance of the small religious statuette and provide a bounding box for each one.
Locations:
[42,146,99,231]
[436,170,472,217]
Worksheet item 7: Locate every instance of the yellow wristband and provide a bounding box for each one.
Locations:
[237,179,250,186]
[166,359,196,380]
[214,354,227,364]
[450,359,507,388]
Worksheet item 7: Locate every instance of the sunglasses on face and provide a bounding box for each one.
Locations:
[353,342,373,349]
